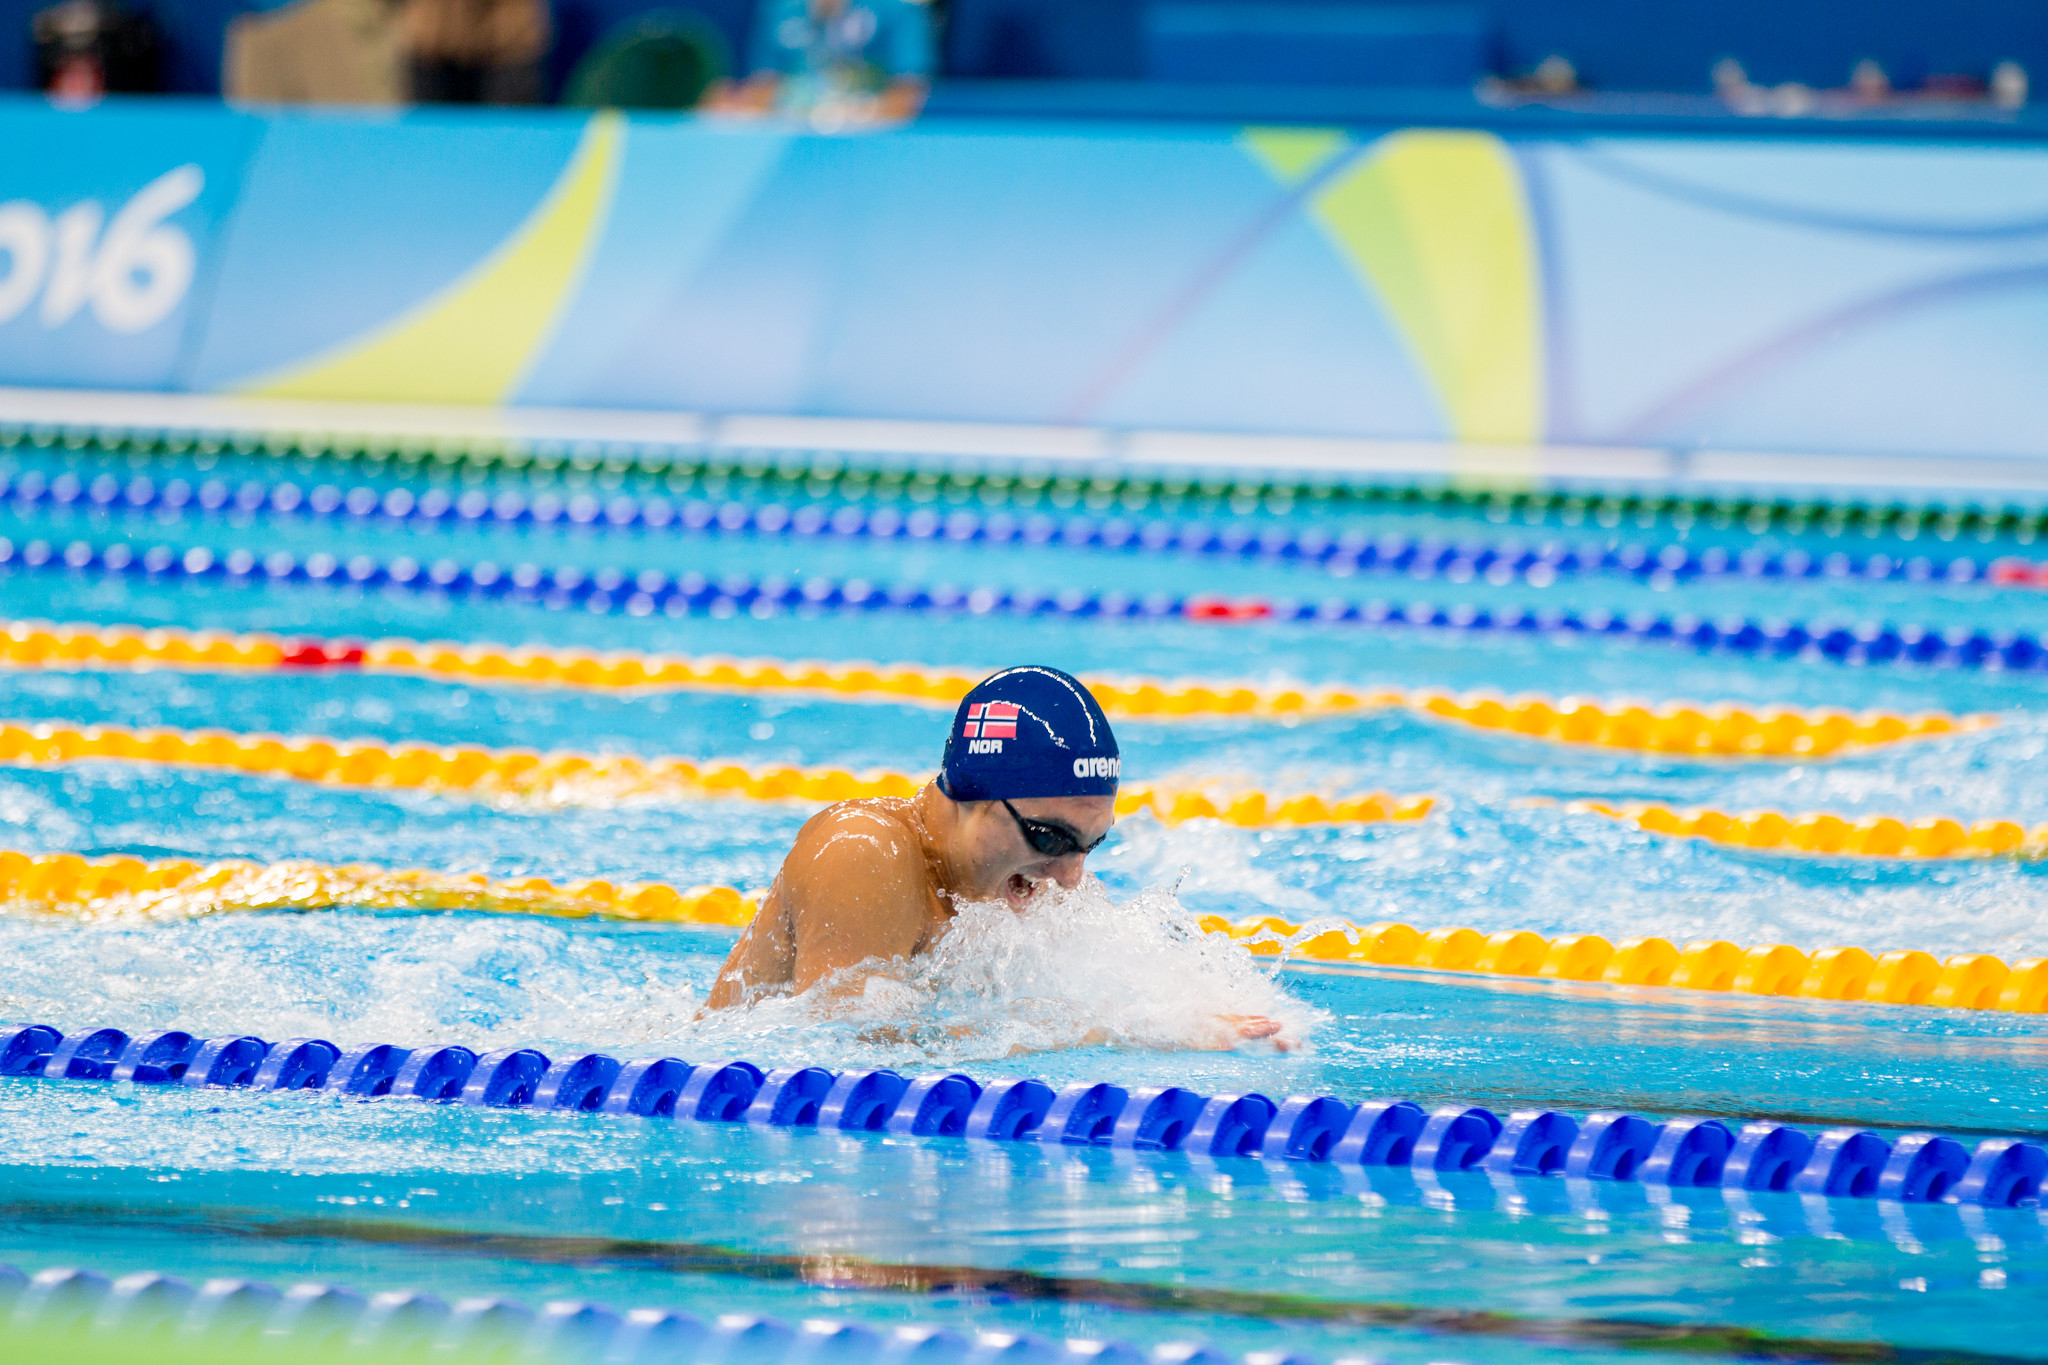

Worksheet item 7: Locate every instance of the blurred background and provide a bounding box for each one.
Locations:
[2,0,2041,128]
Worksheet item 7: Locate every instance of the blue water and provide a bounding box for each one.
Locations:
[0,448,2043,1361]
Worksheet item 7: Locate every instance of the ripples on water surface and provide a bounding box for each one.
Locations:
[0,472,2042,1361]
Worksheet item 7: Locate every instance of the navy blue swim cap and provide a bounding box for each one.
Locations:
[937,666,1120,802]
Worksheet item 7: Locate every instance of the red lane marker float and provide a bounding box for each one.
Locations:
[1184,596,1274,622]
[1989,559,2048,587]
[279,642,366,668]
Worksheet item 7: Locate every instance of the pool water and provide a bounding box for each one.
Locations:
[0,440,2043,1362]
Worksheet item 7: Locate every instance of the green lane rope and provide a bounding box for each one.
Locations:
[1,424,2041,540]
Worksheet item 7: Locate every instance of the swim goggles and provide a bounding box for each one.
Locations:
[1001,800,1108,858]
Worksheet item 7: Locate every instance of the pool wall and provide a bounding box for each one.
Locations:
[6,97,2048,462]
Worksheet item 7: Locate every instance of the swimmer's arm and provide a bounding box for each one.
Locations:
[783,810,931,999]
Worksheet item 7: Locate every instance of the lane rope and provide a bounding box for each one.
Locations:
[0,1261,1263,1365]
[0,618,1986,758]
[5,1020,2043,1211]
[5,535,2044,673]
[0,721,1432,827]
[9,424,2044,539]
[6,1257,1982,1364]
[1571,800,2045,859]
[9,848,2040,1014]
[0,849,755,925]
[1215,915,2048,1014]
[5,466,2038,591]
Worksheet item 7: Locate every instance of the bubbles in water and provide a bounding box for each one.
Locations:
[0,876,1320,1070]
[681,877,1322,1066]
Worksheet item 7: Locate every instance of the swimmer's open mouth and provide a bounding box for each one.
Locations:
[1006,873,1037,902]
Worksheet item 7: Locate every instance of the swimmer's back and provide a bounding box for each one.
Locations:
[704,796,946,1008]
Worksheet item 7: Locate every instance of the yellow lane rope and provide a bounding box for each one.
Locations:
[0,721,1431,827]
[0,620,1987,758]
[0,850,755,924]
[1203,914,2048,1014]
[1571,800,2045,859]
[1401,692,1976,758]
[12,846,2040,1014]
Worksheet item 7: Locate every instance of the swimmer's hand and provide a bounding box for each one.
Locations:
[1204,1013,1297,1052]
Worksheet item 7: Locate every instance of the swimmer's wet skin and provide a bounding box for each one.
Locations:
[705,665,1286,1047]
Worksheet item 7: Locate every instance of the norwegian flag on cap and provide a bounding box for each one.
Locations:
[962,701,1019,739]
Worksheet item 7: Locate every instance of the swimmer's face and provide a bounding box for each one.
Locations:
[960,795,1116,910]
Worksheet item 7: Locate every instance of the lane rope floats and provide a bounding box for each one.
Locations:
[5,1257,1989,1365]
[0,850,756,926]
[6,465,2040,592]
[1211,915,2048,1014]
[1572,800,2046,859]
[6,535,2045,674]
[8,423,2045,541]
[5,1021,2045,1213]
[1397,693,1974,757]
[0,721,1432,827]
[0,1261,1278,1365]
[9,846,2040,1015]
[0,618,1986,758]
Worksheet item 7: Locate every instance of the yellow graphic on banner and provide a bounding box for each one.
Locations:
[1259,128,1544,446]
[1241,127,1351,187]
[247,114,624,405]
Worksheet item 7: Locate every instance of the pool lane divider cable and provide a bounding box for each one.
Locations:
[1214,915,2048,1014]
[9,466,2047,593]
[0,1262,1264,1365]
[0,721,1432,827]
[1569,800,2041,858]
[4,1021,2044,1213]
[13,1258,2014,1365]
[0,619,1985,758]
[5,848,2043,1014]
[10,423,2046,540]
[2,536,2043,673]
[0,849,758,925]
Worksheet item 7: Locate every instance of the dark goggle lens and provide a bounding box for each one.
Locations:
[1021,823,1081,856]
[1004,801,1106,857]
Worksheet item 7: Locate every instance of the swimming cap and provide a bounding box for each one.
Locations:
[937,666,1120,802]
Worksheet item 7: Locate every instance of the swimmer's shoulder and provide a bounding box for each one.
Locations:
[794,794,918,840]
[784,797,927,886]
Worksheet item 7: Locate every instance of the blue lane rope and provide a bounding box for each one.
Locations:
[6,1024,2043,1211]
[0,1261,1274,1365]
[4,535,2044,673]
[14,421,2048,549]
[0,468,2029,590]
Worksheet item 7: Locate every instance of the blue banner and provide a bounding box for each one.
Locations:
[9,97,2048,464]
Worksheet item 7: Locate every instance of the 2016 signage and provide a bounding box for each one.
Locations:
[0,165,203,334]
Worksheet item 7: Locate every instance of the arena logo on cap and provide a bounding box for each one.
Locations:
[1072,756,1120,779]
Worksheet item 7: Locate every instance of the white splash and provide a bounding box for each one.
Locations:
[0,879,1319,1069]
[680,877,1322,1065]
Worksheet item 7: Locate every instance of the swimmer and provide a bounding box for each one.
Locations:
[705,665,1286,1048]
